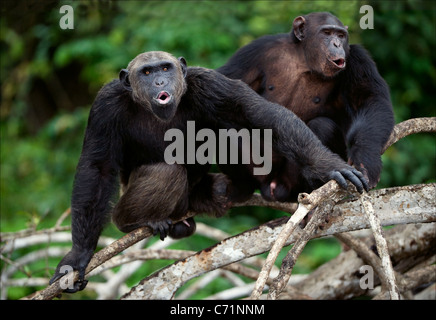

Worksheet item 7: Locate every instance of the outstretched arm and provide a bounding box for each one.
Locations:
[192,68,369,193]
[241,91,369,193]
[50,82,122,292]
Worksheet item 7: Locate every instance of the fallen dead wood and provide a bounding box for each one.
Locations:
[291,223,436,299]
[122,183,435,299]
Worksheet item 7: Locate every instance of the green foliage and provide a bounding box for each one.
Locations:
[361,0,436,188]
[1,108,89,228]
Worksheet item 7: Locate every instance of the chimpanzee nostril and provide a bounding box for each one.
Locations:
[155,78,165,86]
[333,39,341,48]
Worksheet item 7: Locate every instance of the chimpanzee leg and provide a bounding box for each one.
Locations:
[188,172,232,217]
[112,163,189,238]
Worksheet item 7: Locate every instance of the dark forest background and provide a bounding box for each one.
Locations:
[1,0,435,299]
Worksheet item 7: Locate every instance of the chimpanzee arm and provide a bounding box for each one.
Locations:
[240,92,369,193]
[344,45,394,188]
[190,68,368,193]
[50,81,122,292]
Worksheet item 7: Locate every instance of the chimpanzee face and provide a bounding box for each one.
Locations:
[119,51,187,121]
[293,12,350,78]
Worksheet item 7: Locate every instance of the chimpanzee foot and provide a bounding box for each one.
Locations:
[145,219,173,240]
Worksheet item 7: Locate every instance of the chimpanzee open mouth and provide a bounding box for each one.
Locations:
[155,91,172,104]
[331,58,346,68]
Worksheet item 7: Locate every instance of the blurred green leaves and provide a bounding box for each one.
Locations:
[1,108,89,227]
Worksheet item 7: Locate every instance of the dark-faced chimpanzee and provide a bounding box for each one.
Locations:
[217,12,394,202]
[50,51,368,292]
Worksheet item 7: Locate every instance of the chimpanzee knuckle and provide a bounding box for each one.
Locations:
[343,170,365,193]
[330,170,348,189]
[351,168,364,179]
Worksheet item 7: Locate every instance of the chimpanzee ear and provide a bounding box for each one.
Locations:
[178,57,188,78]
[293,16,306,41]
[119,69,132,91]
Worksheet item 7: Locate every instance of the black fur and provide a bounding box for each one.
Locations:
[217,12,394,200]
[50,51,368,292]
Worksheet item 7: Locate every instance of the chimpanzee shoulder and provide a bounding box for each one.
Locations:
[217,33,290,79]
[342,44,391,107]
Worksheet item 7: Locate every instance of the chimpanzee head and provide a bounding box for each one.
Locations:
[292,12,350,78]
[119,51,188,121]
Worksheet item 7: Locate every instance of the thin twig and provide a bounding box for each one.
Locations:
[335,232,385,280]
[268,200,335,299]
[249,202,310,299]
[250,179,351,300]
[359,192,400,299]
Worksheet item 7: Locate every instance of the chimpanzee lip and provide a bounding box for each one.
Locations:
[331,58,346,68]
[154,91,172,104]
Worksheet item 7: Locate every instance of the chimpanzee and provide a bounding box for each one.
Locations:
[50,51,368,292]
[217,12,394,202]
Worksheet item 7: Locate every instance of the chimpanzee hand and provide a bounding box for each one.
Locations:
[348,154,381,190]
[328,166,369,194]
[49,248,93,293]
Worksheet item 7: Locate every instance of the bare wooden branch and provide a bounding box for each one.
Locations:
[0,209,71,242]
[122,184,435,299]
[359,192,399,299]
[24,227,154,300]
[267,200,335,299]
[24,180,435,300]
[293,223,436,299]
[335,232,386,284]
[373,265,436,300]
[249,202,310,299]
[383,117,436,153]
[234,193,298,213]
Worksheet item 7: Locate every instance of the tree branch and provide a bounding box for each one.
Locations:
[382,117,436,153]
[292,223,436,299]
[21,117,435,300]
[267,199,335,299]
[359,192,400,299]
[122,183,435,299]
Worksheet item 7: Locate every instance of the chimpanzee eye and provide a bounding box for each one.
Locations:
[323,30,331,36]
[163,67,168,72]
[144,69,150,75]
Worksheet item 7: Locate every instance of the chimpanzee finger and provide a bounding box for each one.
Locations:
[159,225,166,241]
[352,168,369,192]
[329,171,348,190]
[345,168,369,192]
[158,219,172,241]
[159,224,168,241]
[340,169,364,193]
